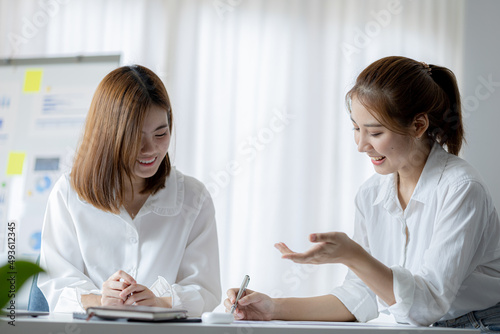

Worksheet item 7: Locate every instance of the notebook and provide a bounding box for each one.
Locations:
[85,305,188,322]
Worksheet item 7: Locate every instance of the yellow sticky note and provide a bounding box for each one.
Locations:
[6,152,26,175]
[23,69,43,93]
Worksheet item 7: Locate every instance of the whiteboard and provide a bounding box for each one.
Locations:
[0,55,120,258]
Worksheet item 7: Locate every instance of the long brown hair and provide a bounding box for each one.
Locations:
[346,56,464,155]
[71,65,173,213]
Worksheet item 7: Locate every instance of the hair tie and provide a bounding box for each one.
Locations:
[421,62,432,75]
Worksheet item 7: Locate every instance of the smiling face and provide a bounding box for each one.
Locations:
[350,97,416,176]
[132,104,171,184]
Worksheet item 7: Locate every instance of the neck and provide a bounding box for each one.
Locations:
[397,141,432,209]
[124,176,146,200]
[123,177,150,219]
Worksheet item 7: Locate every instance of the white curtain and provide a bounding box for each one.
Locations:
[0,0,465,312]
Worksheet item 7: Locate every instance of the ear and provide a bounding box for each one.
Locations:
[413,113,429,139]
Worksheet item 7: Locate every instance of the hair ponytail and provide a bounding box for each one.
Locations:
[426,65,464,155]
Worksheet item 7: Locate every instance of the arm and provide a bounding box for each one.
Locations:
[224,289,356,321]
[273,296,355,321]
[387,180,497,325]
[279,180,498,325]
[343,244,395,306]
[276,233,396,306]
[165,186,222,315]
[81,294,101,309]
[38,176,101,312]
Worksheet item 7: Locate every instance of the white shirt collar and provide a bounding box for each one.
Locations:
[143,167,184,216]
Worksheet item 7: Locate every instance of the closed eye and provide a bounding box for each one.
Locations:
[155,132,168,138]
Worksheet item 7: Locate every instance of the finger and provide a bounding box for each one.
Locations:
[124,290,154,305]
[102,290,124,300]
[226,288,241,303]
[233,309,244,320]
[274,242,295,255]
[223,298,234,310]
[102,284,129,300]
[133,299,156,306]
[120,283,145,298]
[235,289,258,306]
[108,270,137,284]
[104,280,130,291]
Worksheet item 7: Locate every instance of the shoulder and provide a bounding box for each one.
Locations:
[149,167,212,215]
[175,169,213,211]
[428,148,496,214]
[176,169,209,195]
[48,172,73,200]
[440,152,489,193]
[49,172,95,210]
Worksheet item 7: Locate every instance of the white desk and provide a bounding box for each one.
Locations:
[1,313,480,334]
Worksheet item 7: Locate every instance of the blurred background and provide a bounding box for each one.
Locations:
[0,0,499,317]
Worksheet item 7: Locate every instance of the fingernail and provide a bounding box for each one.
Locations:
[310,234,317,242]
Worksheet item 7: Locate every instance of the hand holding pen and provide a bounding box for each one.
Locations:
[225,275,276,320]
[231,275,250,314]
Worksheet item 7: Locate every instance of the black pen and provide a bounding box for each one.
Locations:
[231,275,250,314]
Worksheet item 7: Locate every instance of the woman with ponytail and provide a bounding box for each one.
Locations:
[39,65,221,316]
[225,56,500,332]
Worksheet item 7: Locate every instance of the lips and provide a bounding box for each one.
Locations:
[137,157,157,166]
[370,155,386,165]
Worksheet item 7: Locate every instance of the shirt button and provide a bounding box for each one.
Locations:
[129,237,137,244]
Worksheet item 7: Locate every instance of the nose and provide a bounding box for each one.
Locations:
[356,132,371,153]
[141,136,154,154]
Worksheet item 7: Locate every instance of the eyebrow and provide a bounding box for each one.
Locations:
[350,117,384,128]
[143,124,169,133]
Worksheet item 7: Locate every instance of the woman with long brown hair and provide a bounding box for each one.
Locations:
[39,65,221,316]
[225,56,500,332]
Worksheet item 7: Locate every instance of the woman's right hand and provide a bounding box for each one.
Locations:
[101,270,137,306]
[224,288,275,320]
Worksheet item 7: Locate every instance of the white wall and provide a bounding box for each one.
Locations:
[462,0,500,210]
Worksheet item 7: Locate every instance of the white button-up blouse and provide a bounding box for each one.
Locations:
[38,167,221,316]
[331,143,500,326]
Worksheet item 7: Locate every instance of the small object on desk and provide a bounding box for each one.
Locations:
[201,312,234,324]
[72,312,89,320]
[2,310,49,317]
[84,305,188,322]
[231,274,250,314]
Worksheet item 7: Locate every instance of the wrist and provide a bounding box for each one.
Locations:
[342,242,369,269]
[272,298,287,320]
[81,294,102,309]
[156,296,173,308]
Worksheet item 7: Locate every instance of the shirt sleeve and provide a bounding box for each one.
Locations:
[331,191,379,322]
[167,187,222,316]
[388,179,493,326]
[37,176,100,313]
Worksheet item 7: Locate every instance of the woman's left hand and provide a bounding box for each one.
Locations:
[120,284,171,307]
[275,232,363,266]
